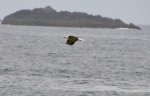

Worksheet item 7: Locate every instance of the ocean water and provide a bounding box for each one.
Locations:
[0,24,150,96]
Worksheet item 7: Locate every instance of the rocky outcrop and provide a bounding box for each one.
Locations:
[0,19,2,24]
[2,6,141,29]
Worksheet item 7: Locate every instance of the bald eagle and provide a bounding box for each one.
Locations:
[64,36,83,45]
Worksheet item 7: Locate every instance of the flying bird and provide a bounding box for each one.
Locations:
[64,36,83,45]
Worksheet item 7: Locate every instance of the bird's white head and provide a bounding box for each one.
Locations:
[64,36,68,39]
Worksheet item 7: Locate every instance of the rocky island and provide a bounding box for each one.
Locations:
[2,6,141,29]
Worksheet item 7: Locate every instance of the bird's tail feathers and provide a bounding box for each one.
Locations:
[78,38,84,41]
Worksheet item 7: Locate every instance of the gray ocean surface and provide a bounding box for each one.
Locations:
[0,24,150,96]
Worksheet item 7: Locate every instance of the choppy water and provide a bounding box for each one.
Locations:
[0,25,150,96]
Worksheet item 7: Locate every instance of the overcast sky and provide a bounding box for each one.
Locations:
[0,0,150,25]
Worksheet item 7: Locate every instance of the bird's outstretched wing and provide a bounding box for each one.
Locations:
[66,40,75,45]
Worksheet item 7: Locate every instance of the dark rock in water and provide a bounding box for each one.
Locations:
[2,6,141,30]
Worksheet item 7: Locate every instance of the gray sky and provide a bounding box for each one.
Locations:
[0,0,150,25]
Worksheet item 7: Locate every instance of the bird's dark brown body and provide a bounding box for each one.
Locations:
[65,36,79,45]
